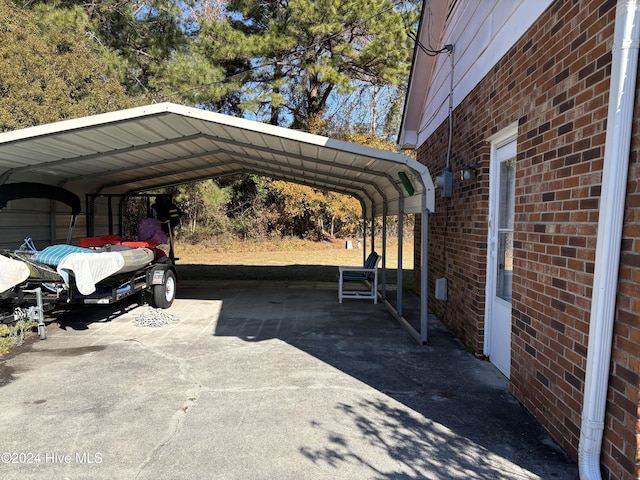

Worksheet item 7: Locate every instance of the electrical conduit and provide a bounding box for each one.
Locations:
[578,1,640,479]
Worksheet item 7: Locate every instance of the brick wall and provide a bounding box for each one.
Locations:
[607,64,640,480]
[413,0,639,477]
[414,119,491,352]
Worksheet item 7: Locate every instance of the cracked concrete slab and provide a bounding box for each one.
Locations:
[0,284,579,479]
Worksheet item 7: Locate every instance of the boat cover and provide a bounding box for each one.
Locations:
[0,254,30,293]
[57,247,155,295]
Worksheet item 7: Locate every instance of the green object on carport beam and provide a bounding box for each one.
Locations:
[398,171,415,196]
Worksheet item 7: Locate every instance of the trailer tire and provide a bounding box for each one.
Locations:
[153,270,176,309]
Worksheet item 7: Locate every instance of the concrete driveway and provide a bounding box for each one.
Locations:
[0,282,579,479]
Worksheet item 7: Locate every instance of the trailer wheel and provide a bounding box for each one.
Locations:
[153,270,176,309]
[38,324,46,340]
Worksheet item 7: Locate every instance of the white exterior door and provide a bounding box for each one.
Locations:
[485,131,516,378]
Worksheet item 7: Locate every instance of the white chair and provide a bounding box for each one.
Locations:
[338,251,381,304]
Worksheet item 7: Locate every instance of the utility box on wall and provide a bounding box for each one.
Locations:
[435,278,448,301]
[435,169,453,198]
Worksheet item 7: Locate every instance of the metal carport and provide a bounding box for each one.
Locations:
[0,102,435,343]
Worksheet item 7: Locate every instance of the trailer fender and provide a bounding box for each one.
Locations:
[147,264,177,309]
[147,263,177,286]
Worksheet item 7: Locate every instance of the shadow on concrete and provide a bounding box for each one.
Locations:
[53,297,141,331]
[178,263,413,287]
[42,266,577,479]
[207,286,578,480]
[44,263,412,333]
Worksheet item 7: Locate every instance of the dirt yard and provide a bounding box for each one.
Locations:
[174,237,415,286]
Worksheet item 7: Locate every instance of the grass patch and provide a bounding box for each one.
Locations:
[175,236,415,289]
[178,235,371,255]
[176,236,413,266]
[0,321,36,356]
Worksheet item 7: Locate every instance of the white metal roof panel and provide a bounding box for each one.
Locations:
[0,102,434,217]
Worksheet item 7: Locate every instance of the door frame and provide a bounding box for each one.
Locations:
[484,123,518,368]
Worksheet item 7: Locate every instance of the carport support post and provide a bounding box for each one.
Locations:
[397,197,404,318]
[107,195,114,235]
[118,197,125,237]
[382,206,388,298]
[86,195,95,237]
[370,208,375,253]
[420,198,429,344]
[48,201,57,245]
[362,212,367,264]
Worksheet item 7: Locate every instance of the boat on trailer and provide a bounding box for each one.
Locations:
[0,182,178,339]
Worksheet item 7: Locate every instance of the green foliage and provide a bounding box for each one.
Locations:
[198,0,419,132]
[4,0,419,242]
[167,174,363,242]
[0,0,134,131]
[171,180,233,240]
[0,320,36,355]
[267,181,361,239]
[8,0,419,135]
[40,0,187,100]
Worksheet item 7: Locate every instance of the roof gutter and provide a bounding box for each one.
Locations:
[578,1,639,478]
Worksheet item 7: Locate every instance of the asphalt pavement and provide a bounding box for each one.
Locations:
[0,281,580,479]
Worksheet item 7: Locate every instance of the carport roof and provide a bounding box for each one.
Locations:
[0,102,434,218]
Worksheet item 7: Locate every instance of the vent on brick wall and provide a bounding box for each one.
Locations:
[435,278,448,301]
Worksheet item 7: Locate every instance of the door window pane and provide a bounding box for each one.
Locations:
[498,158,515,230]
[496,157,515,302]
[497,231,513,301]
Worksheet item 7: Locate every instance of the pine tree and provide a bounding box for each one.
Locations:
[0,0,134,131]
[198,0,419,132]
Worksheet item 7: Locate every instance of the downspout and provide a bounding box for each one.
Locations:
[578,1,639,479]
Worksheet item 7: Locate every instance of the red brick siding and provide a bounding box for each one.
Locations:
[605,71,640,480]
[414,121,491,351]
[413,0,638,477]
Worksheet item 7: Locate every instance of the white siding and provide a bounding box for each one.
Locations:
[405,0,554,148]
